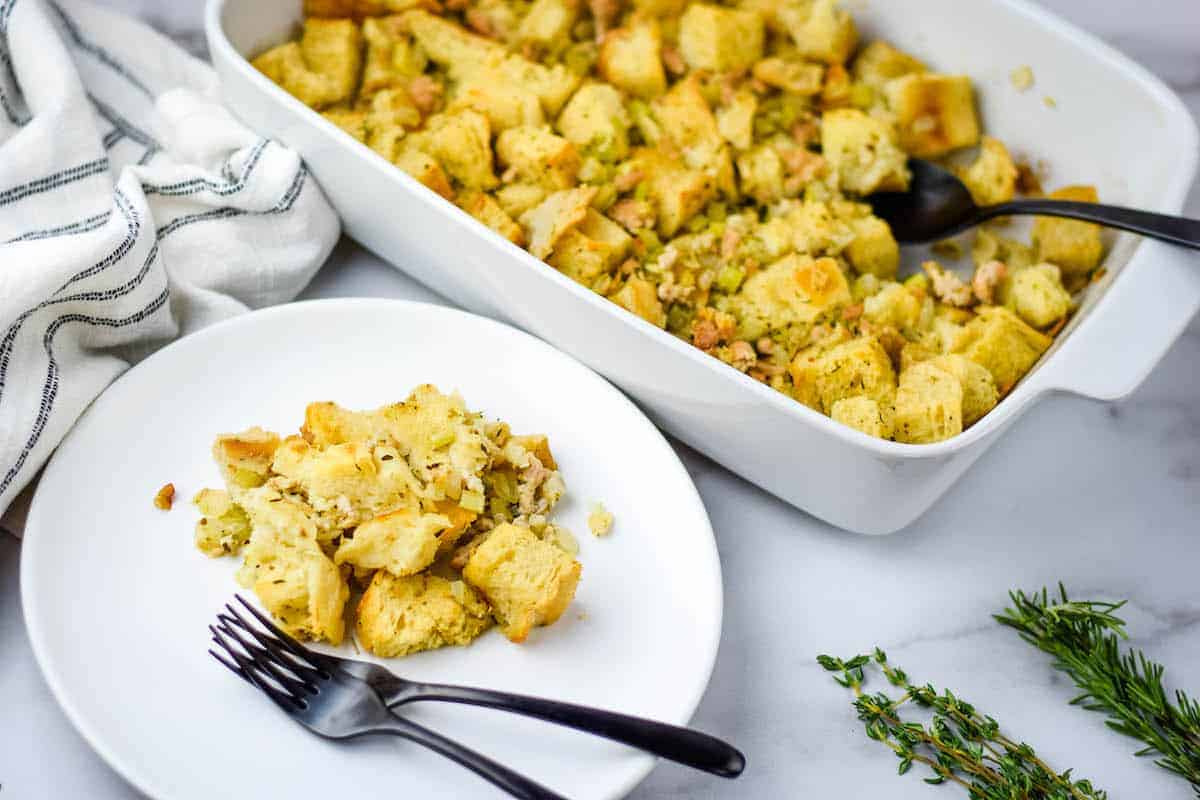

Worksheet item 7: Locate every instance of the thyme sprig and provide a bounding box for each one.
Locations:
[818,649,1106,799]
[996,585,1200,795]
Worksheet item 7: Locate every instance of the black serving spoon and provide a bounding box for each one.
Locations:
[868,159,1200,249]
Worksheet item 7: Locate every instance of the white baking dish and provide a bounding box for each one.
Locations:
[205,0,1199,535]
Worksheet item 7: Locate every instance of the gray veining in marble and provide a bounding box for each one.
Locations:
[2,1,1198,797]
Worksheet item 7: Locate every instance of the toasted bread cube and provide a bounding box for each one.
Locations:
[213,427,281,487]
[830,395,891,439]
[253,42,343,109]
[459,190,526,245]
[520,186,597,258]
[845,214,900,278]
[1008,263,1072,329]
[495,182,548,218]
[736,145,785,205]
[956,136,1018,206]
[926,354,998,427]
[395,143,455,199]
[300,18,363,104]
[322,109,368,141]
[852,40,926,88]
[716,89,757,150]
[516,0,578,53]
[423,109,497,190]
[610,277,667,327]
[863,281,921,332]
[363,89,421,160]
[972,229,1037,272]
[361,16,426,96]
[885,73,980,158]
[548,209,634,284]
[631,149,716,237]
[821,108,910,195]
[463,523,581,643]
[238,490,348,644]
[653,79,735,195]
[752,57,825,95]
[496,125,582,190]
[784,201,854,256]
[893,362,963,444]
[790,335,897,413]
[736,254,852,337]
[952,306,1052,394]
[451,73,545,131]
[402,9,503,72]
[678,3,764,72]
[334,508,454,576]
[777,0,857,65]
[495,56,582,117]
[556,83,630,161]
[193,489,252,557]
[598,17,667,99]
[356,572,493,658]
[1032,185,1104,276]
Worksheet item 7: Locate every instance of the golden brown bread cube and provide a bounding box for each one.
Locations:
[716,89,757,151]
[357,571,493,658]
[927,353,998,427]
[852,40,926,89]
[652,78,735,196]
[516,0,578,54]
[360,15,427,96]
[1007,263,1073,329]
[630,148,717,237]
[611,276,667,327]
[421,109,498,190]
[790,335,897,414]
[951,306,1052,394]
[1031,185,1104,277]
[736,145,785,205]
[556,83,630,161]
[830,395,892,439]
[520,186,596,259]
[212,427,281,488]
[395,144,456,200]
[301,18,363,104]
[821,108,910,195]
[677,3,764,73]
[462,523,582,643]
[957,136,1018,207]
[885,73,980,158]
[735,254,852,336]
[598,17,667,99]
[458,190,526,245]
[767,0,858,65]
[844,215,900,279]
[893,362,964,444]
[862,281,922,332]
[237,489,348,645]
[548,209,634,285]
[334,508,455,576]
[495,125,582,191]
[450,72,545,131]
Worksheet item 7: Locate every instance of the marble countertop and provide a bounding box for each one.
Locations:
[2,0,1198,797]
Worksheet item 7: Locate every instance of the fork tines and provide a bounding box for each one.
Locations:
[209,595,329,712]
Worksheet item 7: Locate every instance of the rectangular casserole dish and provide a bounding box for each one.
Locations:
[205,0,1200,535]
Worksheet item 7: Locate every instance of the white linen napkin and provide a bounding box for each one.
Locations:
[0,0,341,532]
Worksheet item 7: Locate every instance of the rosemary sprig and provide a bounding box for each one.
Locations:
[996,584,1200,795]
[818,649,1106,799]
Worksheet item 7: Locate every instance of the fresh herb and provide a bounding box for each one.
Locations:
[818,649,1105,799]
[997,585,1200,794]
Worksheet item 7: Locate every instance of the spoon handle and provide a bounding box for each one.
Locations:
[981,200,1200,250]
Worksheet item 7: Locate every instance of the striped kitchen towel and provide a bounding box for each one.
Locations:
[0,0,340,532]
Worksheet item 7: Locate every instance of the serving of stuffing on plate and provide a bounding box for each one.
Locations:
[193,385,583,657]
[252,0,1106,444]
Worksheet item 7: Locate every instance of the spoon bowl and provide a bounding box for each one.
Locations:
[869,159,1200,250]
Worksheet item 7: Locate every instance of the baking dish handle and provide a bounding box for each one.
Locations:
[1031,239,1200,401]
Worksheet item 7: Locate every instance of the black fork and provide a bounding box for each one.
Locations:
[210,604,568,800]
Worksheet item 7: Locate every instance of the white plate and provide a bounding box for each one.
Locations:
[21,299,723,800]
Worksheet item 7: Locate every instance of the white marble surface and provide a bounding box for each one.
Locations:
[2,0,1199,797]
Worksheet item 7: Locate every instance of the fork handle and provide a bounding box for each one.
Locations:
[370,714,568,800]
[979,200,1200,250]
[387,682,745,778]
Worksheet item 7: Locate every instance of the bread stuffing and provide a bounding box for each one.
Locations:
[253,0,1106,444]
[193,386,583,656]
